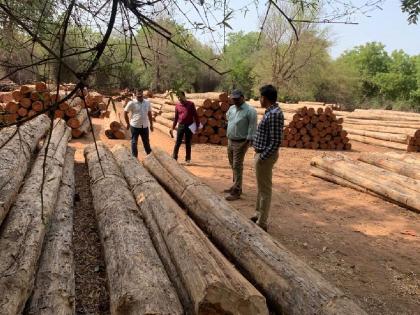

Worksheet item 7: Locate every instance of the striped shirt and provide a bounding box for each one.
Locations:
[253,104,284,160]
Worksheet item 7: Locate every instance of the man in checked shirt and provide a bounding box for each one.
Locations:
[251,85,284,231]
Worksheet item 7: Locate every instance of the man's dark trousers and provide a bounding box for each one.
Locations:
[173,123,192,161]
[130,126,151,158]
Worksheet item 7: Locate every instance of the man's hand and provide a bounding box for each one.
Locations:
[126,124,129,130]
[169,129,174,138]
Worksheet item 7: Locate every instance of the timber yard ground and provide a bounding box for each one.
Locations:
[68,117,420,315]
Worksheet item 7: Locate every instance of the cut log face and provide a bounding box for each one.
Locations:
[0,120,71,315]
[84,143,183,315]
[112,145,268,315]
[26,147,76,315]
[0,114,50,226]
[144,149,367,315]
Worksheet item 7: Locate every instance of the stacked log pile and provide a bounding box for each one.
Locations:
[103,104,128,140]
[149,92,231,145]
[310,153,420,212]
[282,106,351,150]
[0,119,74,314]
[0,82,94,138]
[112,145,268,314]
[143,148,367,315]
[343,109,420,152]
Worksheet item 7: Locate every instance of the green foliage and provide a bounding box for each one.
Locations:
[401,0,420,24]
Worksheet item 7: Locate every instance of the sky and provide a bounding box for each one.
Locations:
[182,0,420,58]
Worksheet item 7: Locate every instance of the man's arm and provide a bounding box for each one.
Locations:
[124,101,131,130]
[260,112,284,160]
[247,108,258,142]
[172,105,179,130]
[192,103,200,129]
[148,111,154,132]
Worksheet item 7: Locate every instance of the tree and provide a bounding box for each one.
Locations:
[401,0,420,24]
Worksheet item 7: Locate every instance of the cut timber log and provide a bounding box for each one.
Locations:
[72,116,91,138]
[358,152,420,180]
[344,118,420,129]
[343,123,419,136]
[161,112,175,120]
[0,114,50,226]
[154,123,172,137]
[345,128,409,144]
[67,107,88,129]
[26,147,76,315]
[348,134,408,150]
[348,110,420,122]
[155,116,173,129]
[383,152,420,165]
[143,149,367,315]
[84,143,182,315]
[104,108,127,140]
[112,145,268,315]
[0,120,71,315]
[311,155,420,211]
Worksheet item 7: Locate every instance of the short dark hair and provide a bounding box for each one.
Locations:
[177,90,186,97]
[260,85,277,103]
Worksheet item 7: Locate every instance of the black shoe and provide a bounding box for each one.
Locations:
[250,215,258,223]
[225,194,240,201]
[258,224,268,232]
[223,188,233,193]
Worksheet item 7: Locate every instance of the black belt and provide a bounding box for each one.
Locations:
[255,149,264,153]
[230,138,247,142]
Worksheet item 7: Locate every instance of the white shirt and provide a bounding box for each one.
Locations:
[124,99,151,128]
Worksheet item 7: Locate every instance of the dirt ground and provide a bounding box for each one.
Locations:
[70,118,420,315]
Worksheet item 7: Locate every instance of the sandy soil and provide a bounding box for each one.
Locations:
[70,118,420,315]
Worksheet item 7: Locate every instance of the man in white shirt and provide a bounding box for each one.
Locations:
[124,90,154,158]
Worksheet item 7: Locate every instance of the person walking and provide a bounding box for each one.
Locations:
[252,85,284,231]
[171,91,200,163]
[224,89,257,201]
[124,89,154,158]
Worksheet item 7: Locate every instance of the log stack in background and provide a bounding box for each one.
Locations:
[282,106,351,150]
[310,153,420,212]
[343,109,420,152]
[0,82,98,138]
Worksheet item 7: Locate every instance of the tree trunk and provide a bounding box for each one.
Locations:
[343,123,418,136]
[344,118,420,129]
[161,112,175,120]
[311,155,420,211]
[143,149,367,315]
[358,152,420,180]
[0,114,50,226]
[154,123,172,137]
[0,120,71,315]
[345,128,409,144]
[84,142,183,315]
[348,111,420,122]
[155,116,173,129]
[348,134,408,151]
[25,148,76,315]
[71,116,91,138]
[112,145,268,315]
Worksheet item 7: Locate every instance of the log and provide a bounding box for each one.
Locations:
[0,114,50,226]
[67,107,88,129]
[161,112,175,120]
[104,108,127,139]
[0,120,71,315]
[358,152,420,180]
[348,134,408,150]
[155,116,173,129]
[113,146,268,315]
[343,123,419,136]
[311,155,420,211]
[344,118,420,129]
[26,148,76,315]
[154,123,172,137]
[185,92,227,101]
[348,111,420,122]
[6,101,19,113]
[345,127,409,144]
[143,149,367,315]
[383,152,420,165]
[71,116,91,138]
[84,143,183,315]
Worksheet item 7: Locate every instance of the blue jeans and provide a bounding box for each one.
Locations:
[130,126,152,158]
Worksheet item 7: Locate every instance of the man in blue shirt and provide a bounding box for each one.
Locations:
[224,90,257,201]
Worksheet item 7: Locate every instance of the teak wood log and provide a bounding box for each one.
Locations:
[113,145,268,315]
[344,118,420,129]
[71,116,91,138]
[67,106,88,129]
[0,120,71,315]
[358,152,420,180]
[383,152,420,165]
[154,123,172,137]
[348,134,408,151]
[0,114,50,226]
[311,155,420,211]
[345,127,409,144]
[161,112,175,120]
[26,147,76,315]
[84,143,182,315]
[143,149,367,315]
[155,116,173,129]
[343,123,419,136]
[348,111,420,122]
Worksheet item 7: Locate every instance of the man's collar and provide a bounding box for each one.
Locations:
[265,103,278,113]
